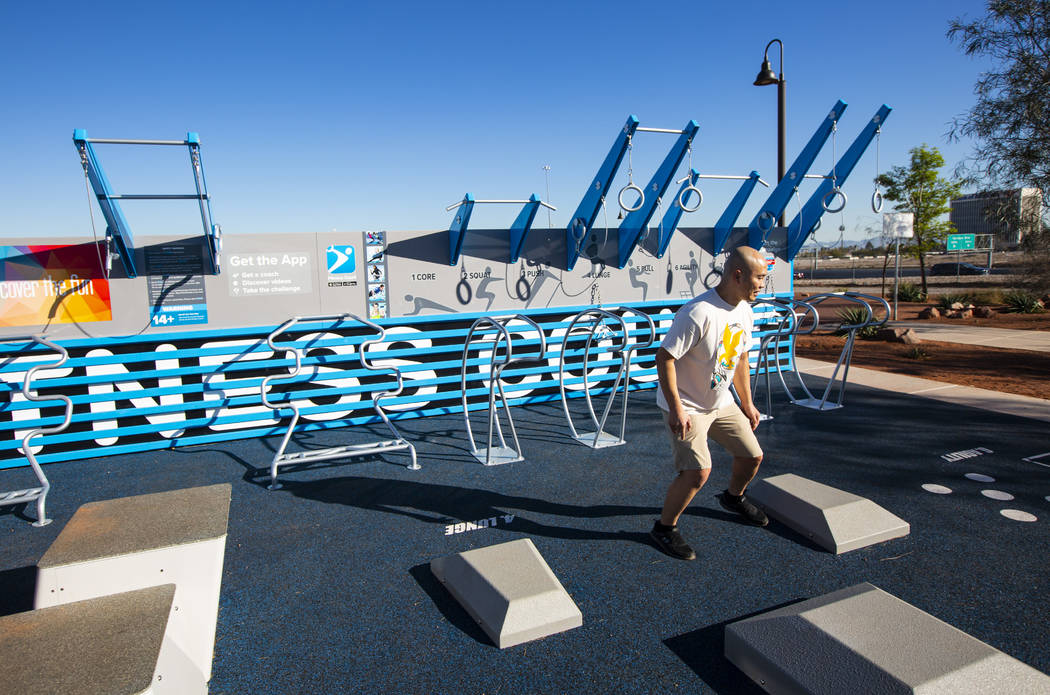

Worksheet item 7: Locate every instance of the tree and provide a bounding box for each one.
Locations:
[948,2,1050,194]
[875,145,963,297]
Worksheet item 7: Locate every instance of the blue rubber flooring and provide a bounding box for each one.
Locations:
[2,384,1049,694]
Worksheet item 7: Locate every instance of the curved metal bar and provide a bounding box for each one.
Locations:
[615,306,656,442]
[0,335,71,527]
[845,292,891,329]
[460,314,546,465]
[461,317,513,465]
[790,293,875,409]
[261,313,418,489]
[558,308,629,448]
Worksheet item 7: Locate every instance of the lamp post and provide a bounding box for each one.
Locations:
[754,38,785,226]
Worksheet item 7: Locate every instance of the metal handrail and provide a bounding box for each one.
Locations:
[790,292,880,410]
[0,335,73,526]
[261,313,418,489]
[460,315,546,465]
[558,308,633,448]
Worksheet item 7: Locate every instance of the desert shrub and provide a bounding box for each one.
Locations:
[894,281,926,302]
[971,289,1003,305]
[1002,290,1046,314]
[836,307,878,339]
[937,293,973,311]
[905,346,931,360]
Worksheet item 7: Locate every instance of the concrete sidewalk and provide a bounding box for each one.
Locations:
[886,322,1050,353]
[795,357,1050,423]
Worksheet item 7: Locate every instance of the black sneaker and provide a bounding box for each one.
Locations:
[649,522,696,560]
[718,491,769,527]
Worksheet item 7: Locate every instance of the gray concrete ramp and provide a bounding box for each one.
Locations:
[747,473,909,553]
[431,538,582,649]
[725,583,1050,694]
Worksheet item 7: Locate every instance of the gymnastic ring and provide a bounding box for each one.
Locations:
[618,183,644,212]
[871,189,884,213]
[757,210,776,232]
[456,276,472,305]
[822,188,847,213]
[570,218,587,241]
[515,274,531,301]
[678,185,703,213]
[811,217,821,232]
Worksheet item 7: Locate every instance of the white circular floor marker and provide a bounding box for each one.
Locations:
[922,484,952,494]
[965,473,995,483]
[981,489,1014,501]
[1000,509,1037,522]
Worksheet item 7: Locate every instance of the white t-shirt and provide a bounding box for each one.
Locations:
[656,288,754,414]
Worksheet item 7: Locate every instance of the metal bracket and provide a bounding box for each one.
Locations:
[72,130,222,277]
[712,172,765,255]
[656,169,700,257]
[785,105,893,260]
[447,194,555,265]
[617,120,699,268]
[747,100,848,249]
[566,116,640,270]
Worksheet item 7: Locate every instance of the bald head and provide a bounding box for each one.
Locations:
[717,246,768,304]
[723,246,765,276]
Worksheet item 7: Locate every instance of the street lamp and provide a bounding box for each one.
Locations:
[754,38,785,225]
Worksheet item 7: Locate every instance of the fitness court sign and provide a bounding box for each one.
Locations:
[227,252,312,296]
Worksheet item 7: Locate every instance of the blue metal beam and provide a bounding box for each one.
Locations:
[509,195,541,263]
[73,129,138,277]
[617,120,699,269]
[655,168,699,258]
[713,171,763,255]
[747,99,847,249]
[566,116,640,270]
[785,105,893,260]
[448,194,475,266]
[186,132,222,274]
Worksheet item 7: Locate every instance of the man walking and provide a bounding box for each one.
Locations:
[649,246,769,560]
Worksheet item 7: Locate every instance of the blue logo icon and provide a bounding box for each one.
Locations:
[326,245,356,274]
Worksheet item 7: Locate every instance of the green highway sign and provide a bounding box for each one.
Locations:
[947,233,975,251]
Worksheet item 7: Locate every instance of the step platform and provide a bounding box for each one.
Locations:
[35,483,231,693]
[725,583,1050,694]
[746,473,909,553]
[3,584,185,694]
[431,538,582,649]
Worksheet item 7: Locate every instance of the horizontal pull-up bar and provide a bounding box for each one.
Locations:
[100,194,209,200]
[78,138,196,146]
[676,174,772,186]
[634,127,688,134]
[446,199,556,211]
[803,173,834,180]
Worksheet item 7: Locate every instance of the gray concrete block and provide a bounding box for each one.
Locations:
[747,473,909,553]
[431,538,582,649]
[38,483,231,568]
[2,584,175,695]
[725,583,1050,694]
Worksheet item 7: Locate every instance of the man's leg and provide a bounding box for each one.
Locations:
[728,455,763,496]
[651,412,713,560]
[710,406,768,526]
[660,468,710,526]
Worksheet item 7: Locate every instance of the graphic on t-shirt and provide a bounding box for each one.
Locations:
[711,322,745,389]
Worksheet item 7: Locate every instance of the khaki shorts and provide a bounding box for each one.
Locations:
[663,404,763,471]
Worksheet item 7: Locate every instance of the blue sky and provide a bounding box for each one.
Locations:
[3,1,994,246]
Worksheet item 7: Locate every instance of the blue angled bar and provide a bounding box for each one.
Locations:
[747,100,847,250]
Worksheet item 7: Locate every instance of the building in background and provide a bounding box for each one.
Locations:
[949,188,1043,248]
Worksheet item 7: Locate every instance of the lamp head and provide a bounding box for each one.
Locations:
[753,59,778,86]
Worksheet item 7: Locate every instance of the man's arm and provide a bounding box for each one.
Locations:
[733,351,761,430]
[656,347,691,438]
